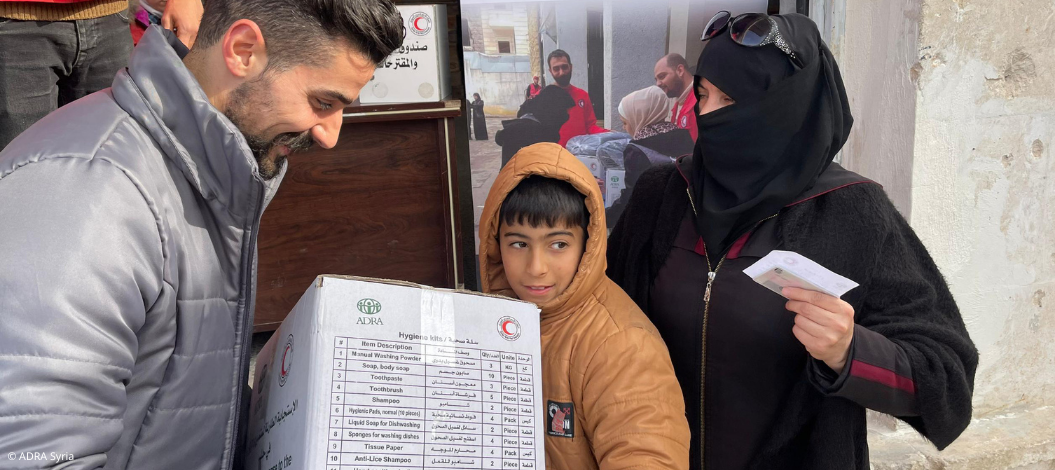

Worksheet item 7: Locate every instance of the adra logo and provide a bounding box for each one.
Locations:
[356,298,383,325]
[357,298,382,314]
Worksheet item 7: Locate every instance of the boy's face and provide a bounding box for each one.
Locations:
[499,220,586,305]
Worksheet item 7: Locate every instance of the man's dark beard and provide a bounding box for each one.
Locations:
[666,76,687,98]
[241,130,314,180]
[224,78,314,180]
[553,73,572,87]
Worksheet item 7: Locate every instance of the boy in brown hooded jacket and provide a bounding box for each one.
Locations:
[479,142,690,470]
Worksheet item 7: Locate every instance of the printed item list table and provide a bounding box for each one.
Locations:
[328,336,537,470]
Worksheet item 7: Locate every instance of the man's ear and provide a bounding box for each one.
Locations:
[221,19,268,79]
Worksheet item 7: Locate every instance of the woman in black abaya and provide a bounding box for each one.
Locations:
[607,12,977,470]
[470,93,488,140]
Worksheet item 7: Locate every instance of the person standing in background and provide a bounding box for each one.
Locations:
[525,75,542,101]
[608,85,694,225]
[547,49,607,147]
[655,53,697,141]
[471,92,488,140]
[0,0,204,149]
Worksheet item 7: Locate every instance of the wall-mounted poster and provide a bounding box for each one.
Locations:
[462,0,772,253]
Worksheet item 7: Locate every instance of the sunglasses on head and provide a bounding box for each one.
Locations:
[702,11,800,66]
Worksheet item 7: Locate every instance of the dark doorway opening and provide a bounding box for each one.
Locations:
[586,8,605,122]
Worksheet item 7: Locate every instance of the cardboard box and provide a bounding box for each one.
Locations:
[358,5,451,104]
[604,169,626,208]
[246,275,545,470]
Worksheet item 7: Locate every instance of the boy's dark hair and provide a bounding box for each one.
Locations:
[194,0,404,69]
[547,49,572,68]
[500,176,589,233]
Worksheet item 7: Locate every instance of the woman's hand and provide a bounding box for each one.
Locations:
[783,287,855,373]
[161,0,203,48]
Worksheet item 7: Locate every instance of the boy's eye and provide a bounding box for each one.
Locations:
[551,241,569,250]
[315,99,333,111]
[509,241,527,249]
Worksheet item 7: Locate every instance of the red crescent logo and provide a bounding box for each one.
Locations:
[281,345,292,374]
[497,316,521,340]
[414,17,424,30]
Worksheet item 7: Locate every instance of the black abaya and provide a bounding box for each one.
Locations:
[471,99,488,140]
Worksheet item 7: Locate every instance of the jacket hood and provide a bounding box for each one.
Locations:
[479,143,608,321]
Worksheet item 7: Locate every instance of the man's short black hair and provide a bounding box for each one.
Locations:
[195,0,404,69]
[547,49,572,68]
[500,176,589,233]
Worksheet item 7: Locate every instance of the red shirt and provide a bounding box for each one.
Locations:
[671,91,698,142]
[558,85,607,147]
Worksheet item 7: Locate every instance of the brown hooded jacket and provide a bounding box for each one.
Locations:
[479,143,690,470]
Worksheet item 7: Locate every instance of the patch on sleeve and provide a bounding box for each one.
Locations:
[547,400,574,438]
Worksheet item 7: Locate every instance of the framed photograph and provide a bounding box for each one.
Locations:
[461,0,772,252]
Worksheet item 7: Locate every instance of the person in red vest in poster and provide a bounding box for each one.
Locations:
[655,53,698,141]
[525,75,543,101]
[547,49,607,147]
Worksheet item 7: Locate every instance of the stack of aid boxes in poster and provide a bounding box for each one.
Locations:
[358,5,451,104]
[246,275,544,470]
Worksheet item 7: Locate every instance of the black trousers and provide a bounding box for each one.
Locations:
[0,13,133,150]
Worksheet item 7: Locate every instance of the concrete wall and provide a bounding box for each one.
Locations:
[864,0,1055,467]
[464,52,533,115]
[831,0,920,216]
[462,3,537,116]
[603,1,670,132]
[465,5,486,53]
[478,3,532,55]
[467,69,533,115]
[911,0,1055,416]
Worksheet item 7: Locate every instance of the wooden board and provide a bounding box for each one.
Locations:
[254,116,459,331]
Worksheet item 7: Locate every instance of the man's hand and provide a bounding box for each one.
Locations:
[784,287,855,373]
[161,0,203,48]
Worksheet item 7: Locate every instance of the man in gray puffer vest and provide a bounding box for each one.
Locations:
[0,0,403,467]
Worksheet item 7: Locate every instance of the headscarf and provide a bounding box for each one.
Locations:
[634,122,680,141]
[618,86,672,139]
[689,13,853,262]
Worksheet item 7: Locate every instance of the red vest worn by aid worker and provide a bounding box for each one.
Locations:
[558,85,608,147]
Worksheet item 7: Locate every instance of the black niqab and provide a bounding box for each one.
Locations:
[689,13,853,262]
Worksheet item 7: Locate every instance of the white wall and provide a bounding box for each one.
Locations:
[832,0,920,216]
[909,0,1055,416]
[603,1,670,132]
[865,0,1055,466]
